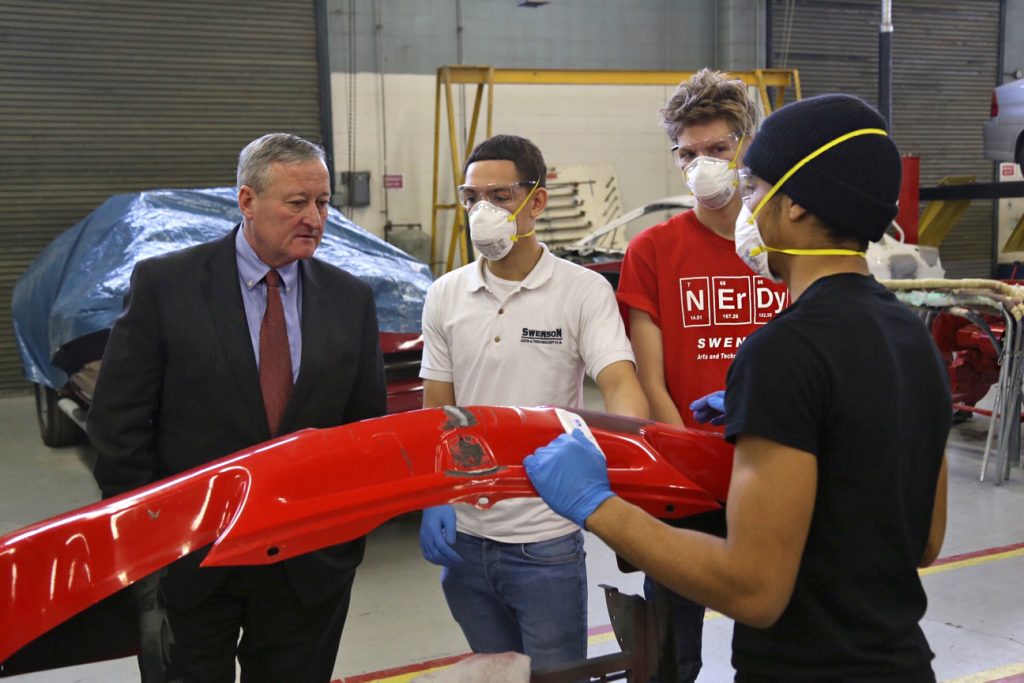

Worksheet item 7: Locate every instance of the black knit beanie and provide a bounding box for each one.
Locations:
[743,94,901,242]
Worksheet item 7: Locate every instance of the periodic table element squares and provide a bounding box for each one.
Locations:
[679,276,711,328]
[712,276,752,326]
[753,276,787,324]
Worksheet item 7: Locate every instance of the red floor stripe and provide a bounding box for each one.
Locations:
[992,675,1024,683]
[334,624,616,682]
[336,653,471,682]
[930,540,1024,567]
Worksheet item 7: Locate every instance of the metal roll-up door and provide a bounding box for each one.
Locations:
[0,0,323,392]
[770,0,999,278]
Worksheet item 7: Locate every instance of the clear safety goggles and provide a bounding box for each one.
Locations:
[670,131,744,170]
[457,180,539,211]
[737,168,763,206]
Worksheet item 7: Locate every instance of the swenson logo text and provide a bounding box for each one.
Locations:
[521,327,563,344]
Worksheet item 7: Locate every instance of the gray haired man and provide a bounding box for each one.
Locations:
[88,133,387,682]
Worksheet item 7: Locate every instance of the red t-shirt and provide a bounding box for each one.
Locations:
[617,209,790,430]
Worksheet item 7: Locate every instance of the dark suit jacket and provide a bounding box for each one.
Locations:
[88,227,387,607]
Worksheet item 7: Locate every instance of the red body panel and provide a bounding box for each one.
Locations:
[0,406,732,665]
[379,331,424,355]
[931,312,1006,407]
[380,331,425,414]
[385,376,424,414]
[581,260,622,274]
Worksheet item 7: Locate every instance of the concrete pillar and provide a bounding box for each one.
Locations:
[1005,0,1024,83]
[716,0,766,71]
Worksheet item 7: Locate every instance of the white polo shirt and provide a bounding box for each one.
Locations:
[420,244,636,542]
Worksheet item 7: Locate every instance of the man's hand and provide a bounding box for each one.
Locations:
[419,505,463,566]
[690,390,726,425]
[524,429,615,528]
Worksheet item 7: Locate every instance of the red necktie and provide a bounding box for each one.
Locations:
[259,269,292,435]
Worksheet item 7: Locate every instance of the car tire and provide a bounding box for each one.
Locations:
[35,383,83,447]
[1016,135,1024,170]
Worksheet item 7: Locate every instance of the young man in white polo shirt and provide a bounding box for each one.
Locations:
[418,134,649,671]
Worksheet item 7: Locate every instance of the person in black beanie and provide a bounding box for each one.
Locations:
[522,93,953,682]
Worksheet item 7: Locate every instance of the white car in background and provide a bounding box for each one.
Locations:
[984,77,1024,167]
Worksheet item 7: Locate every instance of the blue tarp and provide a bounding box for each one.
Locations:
[13,188,433,389]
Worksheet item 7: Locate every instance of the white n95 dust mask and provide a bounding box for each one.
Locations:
[684,156,739,210]
[734,204,782,283]
[467,179,541,261]
[681,132,744,210]
[468,201,519,261]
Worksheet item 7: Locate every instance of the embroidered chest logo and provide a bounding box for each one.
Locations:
[520,327,563,345]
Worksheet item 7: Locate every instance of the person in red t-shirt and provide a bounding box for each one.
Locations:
[619,69,789,431]
[616,69,789,682]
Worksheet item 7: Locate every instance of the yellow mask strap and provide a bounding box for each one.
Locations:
[728,132,745,170]
[507,177,542,243]
[508,177,542,222]
[751,245,866,258]
[749,127,889,222]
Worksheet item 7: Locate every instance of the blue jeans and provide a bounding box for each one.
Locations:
[441,530,587,670]
[644,576,705,683]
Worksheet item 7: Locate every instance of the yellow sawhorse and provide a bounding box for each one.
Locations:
[918,175,976,248]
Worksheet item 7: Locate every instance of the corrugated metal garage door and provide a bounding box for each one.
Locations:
[0,0,323,392]
[769,0,999,278]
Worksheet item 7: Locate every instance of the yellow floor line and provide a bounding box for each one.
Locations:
[368,668,444,683]
[943,661,1024,682]
[922,546,1024,576]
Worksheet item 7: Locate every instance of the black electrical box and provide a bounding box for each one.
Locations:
[339,171,371,207]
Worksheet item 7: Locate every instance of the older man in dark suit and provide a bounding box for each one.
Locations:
[87,133,387,682]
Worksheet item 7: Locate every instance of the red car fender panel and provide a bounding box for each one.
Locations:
[0,406,733,665]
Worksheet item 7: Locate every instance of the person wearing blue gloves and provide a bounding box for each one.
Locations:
[689,390,726,426]
[417,134,648,671]
[419,507,462,566]
[526,95,951,682]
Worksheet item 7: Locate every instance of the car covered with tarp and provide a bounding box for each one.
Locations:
[12,187,433,445]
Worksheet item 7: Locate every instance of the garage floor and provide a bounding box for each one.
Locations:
[3,388,1024,682]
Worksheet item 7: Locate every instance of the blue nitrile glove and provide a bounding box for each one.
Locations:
[690,390,726,426]
[419,505,463,566]
[524,429,615,529]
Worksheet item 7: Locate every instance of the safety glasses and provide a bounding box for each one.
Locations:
[737,168,764,206]
[457,181,539,211]
[670,131,744,170]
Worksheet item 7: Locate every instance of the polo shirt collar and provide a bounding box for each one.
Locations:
[465,243,556,293]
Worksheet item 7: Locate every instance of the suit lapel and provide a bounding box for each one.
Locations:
[280,259,329,431]
[201,227,269,439]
